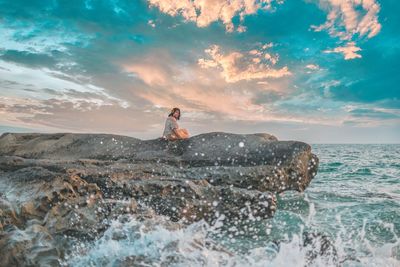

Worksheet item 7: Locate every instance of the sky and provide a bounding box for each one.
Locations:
[0,0,399,144]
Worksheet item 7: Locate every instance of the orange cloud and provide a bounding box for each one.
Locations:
[324,42,362,60]
[121,49,339,125]
[198,44,291,83]
[312,0,381,40]
[147,0,283,32]
[124,63,169,86]
[312,0,381,60]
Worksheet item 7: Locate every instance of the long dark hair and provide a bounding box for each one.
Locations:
[168,107,180,120]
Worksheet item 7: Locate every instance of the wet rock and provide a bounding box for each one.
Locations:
[0,132,317,194]
[0,223,60,267]
[303,231,339,266]
[0,131,319,266]
[0,196,21,231]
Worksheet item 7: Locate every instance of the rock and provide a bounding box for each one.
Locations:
[134,180,276,223]
[303,231,339,266]
[0,132,318,193]
[0,196,21,231]
[0,131,319,265]
[0,223,60,266]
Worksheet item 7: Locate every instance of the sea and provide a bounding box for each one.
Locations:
[65,144,400,267]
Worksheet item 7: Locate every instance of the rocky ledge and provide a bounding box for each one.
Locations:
[0,132,319,266]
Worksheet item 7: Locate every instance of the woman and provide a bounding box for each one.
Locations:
[162,107,190,140]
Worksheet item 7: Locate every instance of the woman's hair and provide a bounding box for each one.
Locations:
[168,107,181,120]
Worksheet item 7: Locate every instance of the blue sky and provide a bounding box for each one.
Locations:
[0,0,399,143]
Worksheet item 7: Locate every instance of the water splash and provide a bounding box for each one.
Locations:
[61,144,400,266]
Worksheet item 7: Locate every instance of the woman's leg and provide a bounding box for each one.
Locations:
[178,128,189,139]
[168,129,189,140]
[183,129,189,138]
[167,133,179,141]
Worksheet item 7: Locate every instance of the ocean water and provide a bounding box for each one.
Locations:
[65,144,400,267]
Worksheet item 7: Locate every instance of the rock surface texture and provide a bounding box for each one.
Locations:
[0,132,319,266]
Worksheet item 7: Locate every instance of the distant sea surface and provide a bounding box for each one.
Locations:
[67,144,400,267]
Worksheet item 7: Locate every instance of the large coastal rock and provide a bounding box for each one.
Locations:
[0,132,319,266]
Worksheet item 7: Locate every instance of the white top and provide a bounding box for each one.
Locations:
[162,116,179,138]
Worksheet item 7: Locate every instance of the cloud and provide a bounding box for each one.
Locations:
[123,55,172,87]
[344,105,400,120]
[148,19,156,28]
[324,41,362,59]
[312,0,381,40]
[0,22,92,55]
[123,52,271,120]
[198,44,291,83]
[304,64,321,74]
[338,104,400,127]
[305,64,320,70]
[0,60,130,108]
[0,50,57,68]
[311,0,381,60]
[147,0,284,32]
[269,90,400,129]
[0,96,160,135]
[121,49,354,126]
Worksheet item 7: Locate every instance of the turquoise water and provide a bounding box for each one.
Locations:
[269,144,400,266]
[66,144,400,267]
[301,144,400,266]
